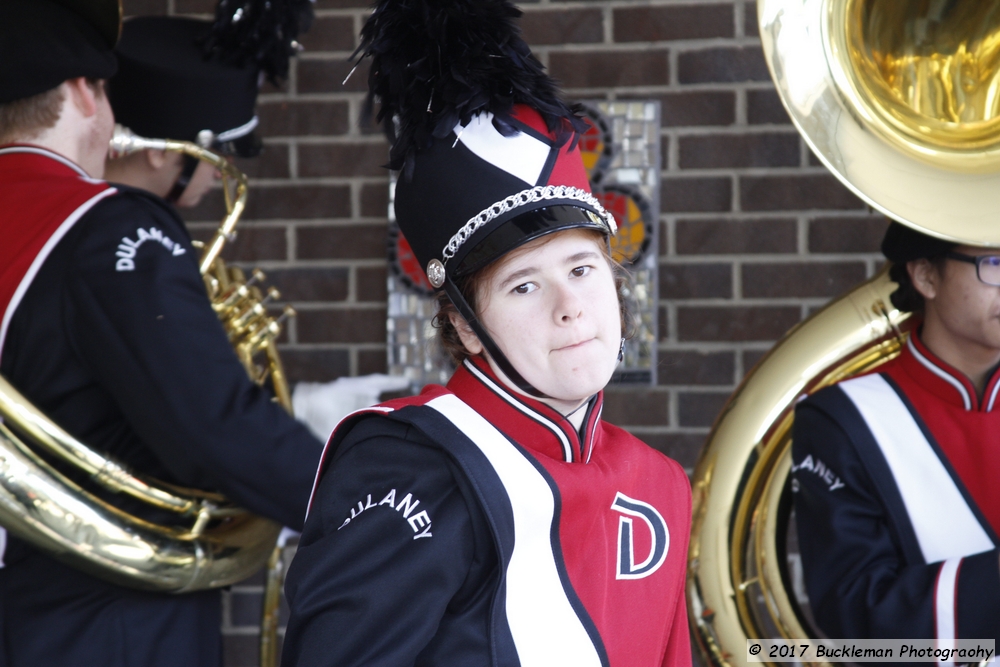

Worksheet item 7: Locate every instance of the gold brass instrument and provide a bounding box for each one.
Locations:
[0,127,296,667]
[688,2,1000,665]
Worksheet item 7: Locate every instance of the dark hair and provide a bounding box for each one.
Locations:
[432,230,636,366]
[888,255,946,313]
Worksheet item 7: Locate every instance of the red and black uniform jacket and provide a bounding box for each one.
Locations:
[793,332,1000,645]
[283,356,693,667]
[0,145,321,667]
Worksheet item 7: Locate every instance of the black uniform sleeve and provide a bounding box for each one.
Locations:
[282,417,495,667]
[62,192,321,529]
[792,402,1000,640]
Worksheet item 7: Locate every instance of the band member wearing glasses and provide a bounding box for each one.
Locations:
[0,2,320,665]
[792,221,1000,643]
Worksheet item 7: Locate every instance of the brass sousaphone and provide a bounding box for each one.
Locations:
[688,2,1000,664]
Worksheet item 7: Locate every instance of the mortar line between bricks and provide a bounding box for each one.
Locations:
[657,253,883,263]
[666,298,840,306]
[535,37,764,52]
[651,211,883,221]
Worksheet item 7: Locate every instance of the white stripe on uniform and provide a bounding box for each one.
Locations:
[428,394,603,667]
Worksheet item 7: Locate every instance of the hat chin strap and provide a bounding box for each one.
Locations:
[166,154,200,204]
[443,280,551,399]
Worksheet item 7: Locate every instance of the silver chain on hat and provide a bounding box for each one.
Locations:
[440,185,618,265]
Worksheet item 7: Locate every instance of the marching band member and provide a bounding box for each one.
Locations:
[0,2,320,665]
[103,16,265,208]
[281,1,693,665]
[793,221,1000,642]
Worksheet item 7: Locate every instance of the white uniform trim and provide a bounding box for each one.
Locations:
[0,146,91,179]
[464,360,574,462]
[907,337,972,411]
[839,374,993,563]
[935,557,960,663]
[987,378,1000,412]
[428,393,603,667]
[0,187,118,360]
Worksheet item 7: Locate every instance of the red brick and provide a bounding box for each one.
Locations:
[657,351,734,385]
[298,142,389,178]
[521,8,603,45]
[678,391,731,427]
[244,185,352,219]
[679,132,799,169]
[661,177,732,213]
[299,16,355,53]
[659,263,731,299]
[277,350,350,384]
[296,308,387,344]
[742,348,770,376]
[614,4,733,42]
[549,50,669,89]
[234,144,290,179]
[297,224,387,260]
[361,183,390,219]
[230,590,264,627]
[809,216,889,253]
[747,89,791,125]
[358,350,389,376]
[357,266,388,302]
[258,101,349,137]
[742,261,866,298]
[650,91,735,128]
[678,306,800,341]
[299,59,370,94]
[740,174,865,212]
[602,389,670,426]
[267,268,349,302]
[675,218,797,255]
[745,1,760,38]
[677,47,770,84]
[225,226,288,262]
[222,633,259,667]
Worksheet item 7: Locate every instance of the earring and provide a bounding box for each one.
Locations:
[617,337,626,362]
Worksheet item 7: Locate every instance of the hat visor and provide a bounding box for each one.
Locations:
[215,130,262,159]
[454,204,609,278]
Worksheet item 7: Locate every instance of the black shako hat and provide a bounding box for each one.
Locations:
[881,221,958,263]
[355,0,618,397]
[0,0,120,104]
[110,17,262,158]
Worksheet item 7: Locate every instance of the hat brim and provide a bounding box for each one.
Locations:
[216,131,262,159]
[454,204,609,278]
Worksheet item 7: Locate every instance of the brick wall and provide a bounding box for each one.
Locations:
[124,1,890,665]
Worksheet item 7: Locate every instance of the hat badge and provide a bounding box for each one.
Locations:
[426,259,446,288]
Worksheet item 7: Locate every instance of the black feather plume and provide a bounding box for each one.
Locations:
[202,0,315,85]
[352,0,586,175]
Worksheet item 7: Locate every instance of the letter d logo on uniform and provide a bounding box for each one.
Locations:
[611,492,668,580]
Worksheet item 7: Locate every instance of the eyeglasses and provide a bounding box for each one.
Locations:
[945,251,1000,286]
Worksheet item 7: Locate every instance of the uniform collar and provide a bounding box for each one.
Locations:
[900,332,1000,412]
[0,144,97,181]
[446,356,603,464]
